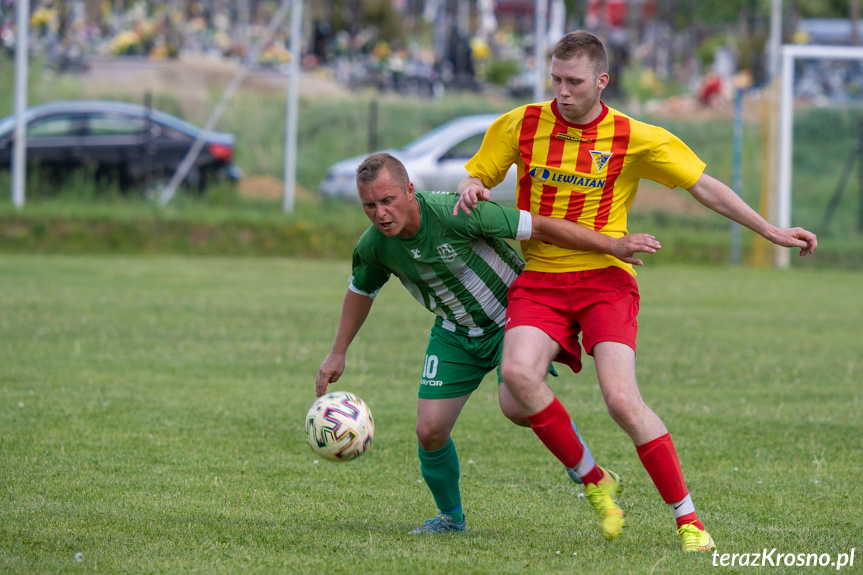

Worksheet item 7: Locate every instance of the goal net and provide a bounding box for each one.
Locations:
[768,44,863,268]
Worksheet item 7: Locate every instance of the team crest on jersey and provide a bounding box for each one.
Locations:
[589,150,613,172]
[436,243,458,263]
[529,166,551,182]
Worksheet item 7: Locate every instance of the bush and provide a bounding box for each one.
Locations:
[484,59,520,86]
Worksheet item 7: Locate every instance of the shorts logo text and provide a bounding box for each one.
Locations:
[421,354,443,386]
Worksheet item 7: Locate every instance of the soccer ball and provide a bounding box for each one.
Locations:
[305,391,374,461]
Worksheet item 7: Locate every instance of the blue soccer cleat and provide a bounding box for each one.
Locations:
[409,514,467,534]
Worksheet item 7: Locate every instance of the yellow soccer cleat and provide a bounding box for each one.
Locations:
[583,467,625,541]
[677,522,716,552]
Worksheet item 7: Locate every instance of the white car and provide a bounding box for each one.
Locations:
[319,114,517,203]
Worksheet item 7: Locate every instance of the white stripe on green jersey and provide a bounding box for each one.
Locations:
[349,191,529,337]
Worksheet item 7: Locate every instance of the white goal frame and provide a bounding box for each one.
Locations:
[777,44,863,268]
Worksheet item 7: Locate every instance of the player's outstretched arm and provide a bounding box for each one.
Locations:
[315,290,374,397]
[687,173,818,256]
[453,176,492,216]
[530,214,662,266]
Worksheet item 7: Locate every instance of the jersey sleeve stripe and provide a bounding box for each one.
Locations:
[594,115,631,231]
[348,275,381,299]
[516,211,532,240]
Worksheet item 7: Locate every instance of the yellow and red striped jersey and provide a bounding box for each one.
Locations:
[466,101,706,275]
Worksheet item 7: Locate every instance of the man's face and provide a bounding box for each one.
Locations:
[550,54,608,124]
[358,169,419,237]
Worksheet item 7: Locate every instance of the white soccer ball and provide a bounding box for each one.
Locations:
[305,391,374,461]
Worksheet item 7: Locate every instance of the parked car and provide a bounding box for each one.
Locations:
[0,100,242,194]
[319,114,517,203]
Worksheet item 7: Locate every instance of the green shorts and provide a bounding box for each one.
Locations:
[418,324,503,399]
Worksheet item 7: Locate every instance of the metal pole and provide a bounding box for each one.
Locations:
[858,126,863,233]
[368,99,378,153]
[12,0,31,209]
[282,0,302,214]
[730,87,743,266]
[768,0,782,81]
[775,46,794,269]
[533,0,548,102]
[433,0,446,74]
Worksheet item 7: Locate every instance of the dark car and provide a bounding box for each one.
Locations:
[0,100,241,193]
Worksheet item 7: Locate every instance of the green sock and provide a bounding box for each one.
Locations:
[418,438,463,522]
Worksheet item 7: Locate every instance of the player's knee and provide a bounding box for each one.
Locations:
[498,386,529,426]
[499,359,536,390]
[500,403,529,427]
[415,423,448,451]
[605,393,641,427]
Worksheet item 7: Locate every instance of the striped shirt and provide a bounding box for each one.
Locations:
[350,191,530,337]
[465,100,706,275]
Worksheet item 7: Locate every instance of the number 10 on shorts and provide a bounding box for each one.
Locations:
[422,355,439,379]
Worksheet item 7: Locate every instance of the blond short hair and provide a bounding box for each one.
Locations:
[356,152,409,188]
[552,30,609,76]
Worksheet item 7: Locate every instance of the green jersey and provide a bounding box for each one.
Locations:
[350,191,531,337]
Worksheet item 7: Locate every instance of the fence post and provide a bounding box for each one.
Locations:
[368,100,378,153]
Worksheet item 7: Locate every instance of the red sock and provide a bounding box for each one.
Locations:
[635,433,689,504]
[637,434,705,529]
[526,397,585,469]
[578,464,604,486]
[676,511,705,531]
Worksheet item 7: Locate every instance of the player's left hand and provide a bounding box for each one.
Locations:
[773,227,818,256]
[611,233,662,266]
[453,184,491,216]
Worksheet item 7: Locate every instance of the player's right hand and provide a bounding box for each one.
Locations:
[315,353,346,397]
[453,184,491,216]
[611,233,662,266]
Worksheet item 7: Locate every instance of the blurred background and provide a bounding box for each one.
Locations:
[1,0,862,267]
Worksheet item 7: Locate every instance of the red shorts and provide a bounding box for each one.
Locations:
[505,267,640,373]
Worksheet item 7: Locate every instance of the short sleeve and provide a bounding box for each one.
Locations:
[349,231,391,298]
[464,112,521,189]
[638,125,706,189]
[460,201,522,240]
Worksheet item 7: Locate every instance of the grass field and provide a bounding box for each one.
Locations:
[1,255,861,574]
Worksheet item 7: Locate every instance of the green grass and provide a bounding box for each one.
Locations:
[1,255,860,573]
[0,183,373,258]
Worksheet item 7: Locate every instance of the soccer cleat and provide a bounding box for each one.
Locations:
[583,467,625,541]
[409,514,467,534]
[677,523,715,552]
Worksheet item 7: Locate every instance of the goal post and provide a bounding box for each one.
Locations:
[775,43,863,268]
